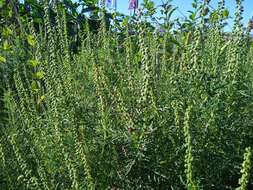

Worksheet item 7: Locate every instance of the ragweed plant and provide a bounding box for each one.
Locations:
[0,0,253,189]
[237,147,252,190]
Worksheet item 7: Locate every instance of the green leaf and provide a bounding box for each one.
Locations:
[17,175,24,181]
[189,13,196,20]
[34,71,45,80]
[3,41,11,51]
[27,59,39,67]
[122,17,129,26]
[33,18,43,24]
[27,35,36,47]
[37,95,45,105]
[0,55,6,63]
[31,81,39,92]
[8,9,12,17]
[192,3,197,8]
[223,9,229,18]
[210,11,219,21]
[0,0,4,8]
[3,27,13,37]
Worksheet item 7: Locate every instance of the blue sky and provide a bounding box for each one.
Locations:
[112,0,253,29]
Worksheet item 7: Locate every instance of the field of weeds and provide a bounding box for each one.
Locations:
[0,0,252,189]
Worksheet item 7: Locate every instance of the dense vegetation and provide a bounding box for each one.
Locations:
[0,0,253,189]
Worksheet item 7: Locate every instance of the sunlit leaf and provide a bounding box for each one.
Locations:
[0,0,4,8]
[189,13,196,21]
[122,17,129,26]
[37,95,45,105]
[0,55,6,63]
[34,71,45,79]
[3,41,11,51]
[27,35,36,47]
[27,59,39,67]
[31,81,39,92]
[223,9,229,18]
[3,27,12,37]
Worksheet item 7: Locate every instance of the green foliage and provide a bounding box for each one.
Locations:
[237,147,252,190]
[0,56,6,63]
[0,0,253,189]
